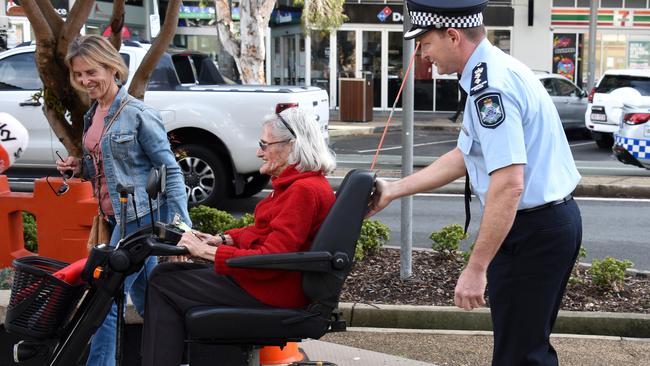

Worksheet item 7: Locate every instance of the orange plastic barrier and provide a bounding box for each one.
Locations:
[259,342,304,365]
[0,175,97,267]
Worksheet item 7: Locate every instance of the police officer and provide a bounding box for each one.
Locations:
[367,1,583,365]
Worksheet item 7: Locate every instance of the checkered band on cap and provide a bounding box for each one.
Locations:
[409,11,483,29]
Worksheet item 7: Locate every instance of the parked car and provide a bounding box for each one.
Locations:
[585,69,650,149]
[537,73,588,131]
[613,98,650,170]
[0,43,330,207]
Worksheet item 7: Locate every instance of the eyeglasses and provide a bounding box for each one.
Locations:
[47,151,71,196]
[258,139,290,151]
[46,175,69,196]
[277,113,296,138]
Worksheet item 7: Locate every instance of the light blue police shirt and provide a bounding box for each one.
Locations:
[457,39,581,210]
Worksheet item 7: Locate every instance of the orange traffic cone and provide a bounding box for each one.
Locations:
[259,342,304,365]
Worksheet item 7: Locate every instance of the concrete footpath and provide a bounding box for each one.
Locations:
[3,290,649,365]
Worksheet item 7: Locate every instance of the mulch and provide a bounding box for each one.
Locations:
[339,248,650,313]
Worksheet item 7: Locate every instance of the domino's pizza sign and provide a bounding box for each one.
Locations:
[376,6,403,22]
[377,7,392,22]
[345,4,404,24]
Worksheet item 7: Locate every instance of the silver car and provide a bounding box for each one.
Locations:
[613,99,650,170]
[537,73,589,130]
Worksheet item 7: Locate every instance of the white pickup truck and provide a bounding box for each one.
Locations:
[0,43,330,207]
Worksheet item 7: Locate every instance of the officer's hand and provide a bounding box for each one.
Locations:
[454,264,487,311]
[366,179,393,218]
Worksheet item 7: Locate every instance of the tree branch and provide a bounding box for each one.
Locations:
[34,0,63,35]
[57,0,95,59]
[214,0,240,58]
[129,0,182,100]
[108,0,126,51]
[21,0,54,44]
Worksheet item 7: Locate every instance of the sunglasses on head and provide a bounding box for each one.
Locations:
[277,113,296,138]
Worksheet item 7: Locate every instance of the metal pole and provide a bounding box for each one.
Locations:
[400,3,414,280]
[587,0,598,90]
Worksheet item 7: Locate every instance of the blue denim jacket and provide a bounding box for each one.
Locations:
[81,87,191,227]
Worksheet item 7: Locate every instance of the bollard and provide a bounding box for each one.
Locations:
[259,343,304,365]
[0,176,97,267]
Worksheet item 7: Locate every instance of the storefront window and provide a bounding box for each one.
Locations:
[581,33,650,84]
[362,31,381,108]
[414,49,434,111]
[625,0,648,8]
[488,30,511,54]
[337,30,356,78]
[553,0,575,6]
[387,32,404,108]
[601,0,623,7]
[436,79,459,112]
[337,30,356,107]
[311,31,330,92]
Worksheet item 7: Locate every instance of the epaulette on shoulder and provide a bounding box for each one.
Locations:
[470,62,488,96]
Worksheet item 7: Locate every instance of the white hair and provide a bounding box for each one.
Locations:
[263,107,336,174]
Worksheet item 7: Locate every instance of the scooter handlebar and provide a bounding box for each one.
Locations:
[146,237,189,256]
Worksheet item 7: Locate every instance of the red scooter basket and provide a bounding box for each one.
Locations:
[5,256,85,339]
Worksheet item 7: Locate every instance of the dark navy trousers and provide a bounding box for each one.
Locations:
[487,199,582,366]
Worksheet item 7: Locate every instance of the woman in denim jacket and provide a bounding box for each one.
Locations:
[55,35,191,366]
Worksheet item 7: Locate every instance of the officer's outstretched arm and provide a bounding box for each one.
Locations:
[366,148,466,218]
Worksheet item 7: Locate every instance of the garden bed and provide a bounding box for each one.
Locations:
[340,248,650,314]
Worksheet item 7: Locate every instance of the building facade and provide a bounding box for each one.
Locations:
[3,0,649,112]
[270,0,650,112]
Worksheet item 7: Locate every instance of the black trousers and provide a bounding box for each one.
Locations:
[488,199,582,366]
[141,262,267,366]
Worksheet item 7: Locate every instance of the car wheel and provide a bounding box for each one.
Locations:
[236,173,270,198]
[176,144,230,207]
[593,133,614,149]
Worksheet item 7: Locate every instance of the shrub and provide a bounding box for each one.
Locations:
[189,205,237,234]
[460,242,475,263]
[22,212,37,253]
[0,267,13,290]
[236,213,255,228]
[589,256,633,292]
[355,219,390,261]
[189,205,254,235]
[569,246,588,285]
[429,224,468,259]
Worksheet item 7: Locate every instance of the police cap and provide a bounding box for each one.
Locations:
[404,0,488,40]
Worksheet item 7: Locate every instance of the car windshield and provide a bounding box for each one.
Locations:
[596,75,650,96]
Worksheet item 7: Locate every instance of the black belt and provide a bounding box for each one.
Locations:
[518,195,573,214]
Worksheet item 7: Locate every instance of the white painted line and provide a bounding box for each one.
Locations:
[569,142,597,147]
[357,139,457,153]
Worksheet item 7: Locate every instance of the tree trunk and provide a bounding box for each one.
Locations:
[128,0,182,100]
[214,0,275,85]
[20,0,181,155]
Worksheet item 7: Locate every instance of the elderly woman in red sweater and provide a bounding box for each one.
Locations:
[141,107,336,366]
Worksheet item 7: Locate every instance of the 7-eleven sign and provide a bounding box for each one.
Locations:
[615,10,634,27]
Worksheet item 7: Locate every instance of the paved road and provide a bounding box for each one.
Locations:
[331,130,650,177]
[223,191,650,271]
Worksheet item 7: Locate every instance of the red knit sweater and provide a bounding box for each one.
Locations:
[215,165,335,308]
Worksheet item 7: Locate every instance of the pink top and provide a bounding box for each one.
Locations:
[84,106,114,215]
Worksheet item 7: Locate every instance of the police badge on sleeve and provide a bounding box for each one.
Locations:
[474,93,505,129]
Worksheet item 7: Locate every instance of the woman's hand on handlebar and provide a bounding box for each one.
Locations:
[179,232,218,262]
